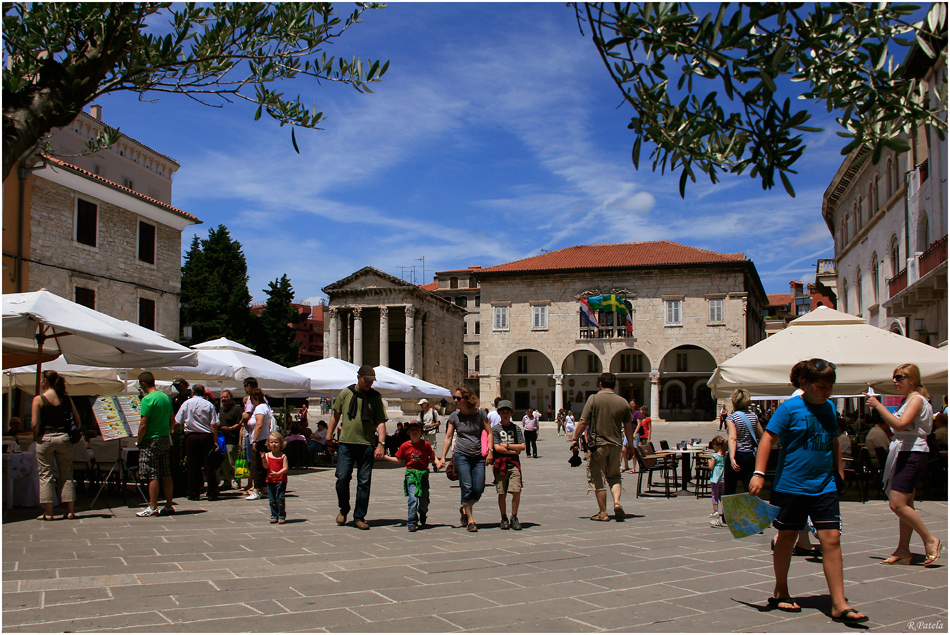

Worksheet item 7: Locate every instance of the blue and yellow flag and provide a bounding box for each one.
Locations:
[587,294,628,316]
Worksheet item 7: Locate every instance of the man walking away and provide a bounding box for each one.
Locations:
[571,372,634,521]
[176,384,220,501]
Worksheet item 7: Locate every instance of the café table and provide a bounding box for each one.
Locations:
[656,445,709,491]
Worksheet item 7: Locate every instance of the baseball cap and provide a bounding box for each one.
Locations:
[406,420,423,430]
[357,365,376,379]
[417,398,428,406]
[497,399,514,411]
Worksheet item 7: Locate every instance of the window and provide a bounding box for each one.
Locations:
[474,295,480,307]
[886,157,894,198]
[856,269,863,313]
[532,305,548,329]
[74,287,95,309]
[474,355,480,374]
[492,306,509,331]
[474,321,480,335]
[889,236,900,275]
[450,277,458,289]
[138,220,156,264]
[842,280,849,314]
[75,199,98,247]
[871,256,880,303]
[517,355,528,374]
[587,354,599,373]
[463,321,468,335]
[122,177,134,190]
[620,352,643,373]
[708,299,723,323]
[139,297,156,331]
[455,295,468,308]
[676,352,688,372]
[468,278,477,289]
[916,211,930,253]
[665,300,681,325]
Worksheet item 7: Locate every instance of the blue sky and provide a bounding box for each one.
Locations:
[94,2,854,305]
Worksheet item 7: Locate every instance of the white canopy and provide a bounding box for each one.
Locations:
[3,357,126,396]
[289,358,419,398]
[373,365,453,398]
[189,338,311,394]
[708,306,949,397]
[2,289,198,370]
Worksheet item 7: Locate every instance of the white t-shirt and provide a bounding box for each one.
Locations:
[892,394,933,452]
[565,414,576,433]
[246,403,272,443]
[487,409,501,428]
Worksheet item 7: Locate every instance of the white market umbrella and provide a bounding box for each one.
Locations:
[3,289,198,393]
[4,357,126,396]
[190,338,310,394]
[373,365,453,398]
[289,357,418,398]
[708,306,949,397]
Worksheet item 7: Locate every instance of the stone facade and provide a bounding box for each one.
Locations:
[322,267,465,413]
[822,48,947,346]
[474,262,766,420]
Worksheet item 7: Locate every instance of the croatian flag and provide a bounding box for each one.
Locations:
[624,300,633,335]
[579,298,601,328]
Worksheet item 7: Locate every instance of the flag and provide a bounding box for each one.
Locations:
[586,295,604,311]
[601,294,629,316]
[624,300,633,335]
[579,298,601,328]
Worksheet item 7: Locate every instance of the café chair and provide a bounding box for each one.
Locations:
[634,445,675,498]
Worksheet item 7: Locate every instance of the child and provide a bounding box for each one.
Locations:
[264,432,289,524]
[633,406,651,446]
[708,436,727,526]
[492,400,526,530]
[749,359,868,624]
[383,420,435,532]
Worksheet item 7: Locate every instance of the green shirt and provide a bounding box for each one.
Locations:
[140,390,172,439]
[332,387,388,446]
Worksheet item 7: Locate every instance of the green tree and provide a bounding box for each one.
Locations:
[2,2,388,180]
[180,225,255,346]
[254,274,302,367]
[578,2,947,196]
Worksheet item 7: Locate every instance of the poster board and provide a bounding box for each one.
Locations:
[91,395,142,441]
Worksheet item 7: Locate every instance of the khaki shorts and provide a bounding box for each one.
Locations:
[494,464,522,494]
[588,444,622,491]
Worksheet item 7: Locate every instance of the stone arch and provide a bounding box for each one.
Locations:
[657,344,719,421]
[559,349,606,414]
[917,211,930,253]
[608,348,652,406]
[499,349,556,413]
[889,320,905,336]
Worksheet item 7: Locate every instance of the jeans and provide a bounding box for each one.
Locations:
[335,443,375,521]
[267,481,286,519]
[524,430,538,456]
[453,452,486,505]
[407,478,430,526]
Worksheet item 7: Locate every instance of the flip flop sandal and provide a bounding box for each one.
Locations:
[767,597,802,613]
[924,539,942,566]
[831,608,869,624]
[881,555,913,565]
[64,513,78,520]
[36,514,54,521]
[589,512,610,522]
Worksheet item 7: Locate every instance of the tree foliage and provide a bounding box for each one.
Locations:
[255,274,303,367]
[577,2,948,197]
[2,2,388,180]
[180,225,256,347]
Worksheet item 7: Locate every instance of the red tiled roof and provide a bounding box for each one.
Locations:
[419,281,439,292]
[477,241,748,274]
[767,293,793,307]
[42,155,200,223]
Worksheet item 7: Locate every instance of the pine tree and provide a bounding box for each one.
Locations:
[256,274,302,366]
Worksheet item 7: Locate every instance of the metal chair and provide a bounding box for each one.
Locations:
[634,446,675,498]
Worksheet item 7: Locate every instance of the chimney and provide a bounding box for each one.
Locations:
[89,104,102,121]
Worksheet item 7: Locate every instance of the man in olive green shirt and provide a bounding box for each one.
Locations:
[328,365,388,530]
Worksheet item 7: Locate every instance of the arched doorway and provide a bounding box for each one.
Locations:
[560,350,604,415]
[499,349,555,415]
[608,348,651,407]
[658,345,718,421]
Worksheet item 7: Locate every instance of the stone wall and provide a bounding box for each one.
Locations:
[27,175,182,341]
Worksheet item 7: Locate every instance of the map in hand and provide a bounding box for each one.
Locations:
[720,493,779,539]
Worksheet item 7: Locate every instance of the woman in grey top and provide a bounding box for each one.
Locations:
[436,386,493,532]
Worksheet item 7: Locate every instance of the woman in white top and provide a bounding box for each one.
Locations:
[244,388,272,501]
[865,363,941,566]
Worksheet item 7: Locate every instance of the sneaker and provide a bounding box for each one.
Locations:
[510,515,522,531]
[159,506,175,516]
[245,492,261,501]
[710,516,727,528]
[270,517,278,524]
[500,516,510,530]
[136,507,159,517]
[278,518,286,524]
[709,512,720,517]
[408,525,418,532]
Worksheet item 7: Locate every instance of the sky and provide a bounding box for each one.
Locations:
[92,2,855,305]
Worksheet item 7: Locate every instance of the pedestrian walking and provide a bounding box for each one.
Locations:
[708,436,727,526]
[522,408,540,458]
[264,432,289,524]
[382,420,435,531]
[492,400,525,530]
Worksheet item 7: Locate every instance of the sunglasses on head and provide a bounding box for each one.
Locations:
[893,374,907,382]
[815,360,836,371]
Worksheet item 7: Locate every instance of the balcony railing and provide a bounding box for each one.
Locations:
[887,268,907,298]
[578,328,633,340]
[918,234,948,278]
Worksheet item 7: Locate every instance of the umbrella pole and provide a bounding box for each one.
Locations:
[34,326,48,397]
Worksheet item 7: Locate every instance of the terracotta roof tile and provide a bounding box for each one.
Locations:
[42,155,199,223]
[477,241,748,274]
[767,293,793,307]
[419,281,439,292]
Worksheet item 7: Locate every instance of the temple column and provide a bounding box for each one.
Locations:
[327,308,339,358]
[554,373,564,417]
[649,370,661,421]
[352,307,363,367]
[379,306,390,368]
[405,305,416,377]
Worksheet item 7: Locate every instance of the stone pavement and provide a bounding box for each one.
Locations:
[3,421,947,633]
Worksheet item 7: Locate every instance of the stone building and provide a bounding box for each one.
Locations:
[322,267,465,393]
[444,241,767,421]
[421,266,482,395]
[2,105,200,341]
[821,44,947,346]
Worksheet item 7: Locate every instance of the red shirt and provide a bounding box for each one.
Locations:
[396,439,434,470]
[266,453,287,483]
